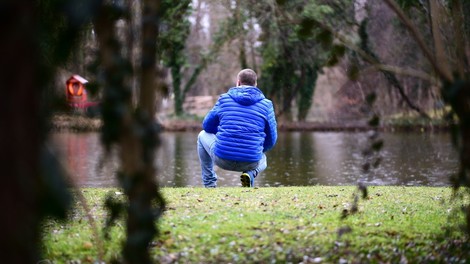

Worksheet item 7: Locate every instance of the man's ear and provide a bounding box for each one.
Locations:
[236,80,240,86]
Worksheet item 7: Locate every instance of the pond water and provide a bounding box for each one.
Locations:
[52,131,459,188]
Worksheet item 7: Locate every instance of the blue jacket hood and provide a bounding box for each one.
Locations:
[227,86,265,106]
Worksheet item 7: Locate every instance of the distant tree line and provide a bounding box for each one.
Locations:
[62,0,469,123]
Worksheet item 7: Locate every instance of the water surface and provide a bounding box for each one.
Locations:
[52,131,458,187]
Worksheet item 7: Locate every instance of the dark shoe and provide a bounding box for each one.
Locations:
[240,173,253,187]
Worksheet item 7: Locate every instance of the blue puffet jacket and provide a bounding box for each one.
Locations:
[203,86,278,162]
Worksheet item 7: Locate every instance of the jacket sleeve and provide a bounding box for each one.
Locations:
[263,101,278,152]
[202,100,220,134]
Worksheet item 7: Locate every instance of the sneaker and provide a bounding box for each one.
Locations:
[240,173,253,187]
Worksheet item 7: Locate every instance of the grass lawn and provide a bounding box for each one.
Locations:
[41,186,470,263]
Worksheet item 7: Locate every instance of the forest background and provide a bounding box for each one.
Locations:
[60,0,451,125]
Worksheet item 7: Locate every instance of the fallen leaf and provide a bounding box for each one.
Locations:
[164,238,174,247]
[83,241,93,249]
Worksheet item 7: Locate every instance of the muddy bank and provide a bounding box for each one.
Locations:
[51,115,102,132]
[51,114,202,132]
[51,114,451,133]
[278,121,451,132]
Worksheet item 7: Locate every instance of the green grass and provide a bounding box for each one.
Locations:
[41,186,470,263]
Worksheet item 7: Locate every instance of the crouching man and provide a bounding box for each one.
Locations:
[197,69,278,187]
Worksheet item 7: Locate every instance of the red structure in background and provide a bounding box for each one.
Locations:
[66,75,98,110]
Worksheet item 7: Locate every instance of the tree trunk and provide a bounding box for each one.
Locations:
[123,1,165,262]
[0,3,43,263]
[446,81,470,189]
[173,64,184,115]
[94,1,165,262]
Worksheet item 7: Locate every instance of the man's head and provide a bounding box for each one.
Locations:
[237,69,257,87]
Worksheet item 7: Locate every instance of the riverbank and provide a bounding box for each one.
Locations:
[51,114,452,132]
[42,186,468,263]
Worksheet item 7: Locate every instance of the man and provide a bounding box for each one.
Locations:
[197,69,278,187]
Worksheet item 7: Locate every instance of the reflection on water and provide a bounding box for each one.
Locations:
[52,131,458,187]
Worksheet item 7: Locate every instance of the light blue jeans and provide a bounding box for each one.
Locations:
[197,130,267,187]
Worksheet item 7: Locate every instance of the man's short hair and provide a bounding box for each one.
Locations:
[237,69,257,86]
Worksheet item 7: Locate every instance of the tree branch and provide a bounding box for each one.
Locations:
[366,64,437,84]
[315,19,433,118]
[382,0,453,82]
